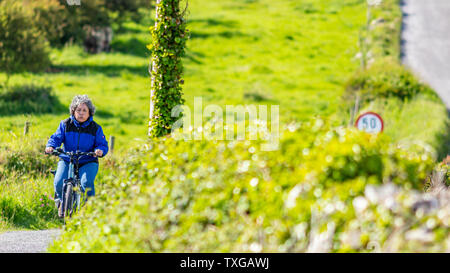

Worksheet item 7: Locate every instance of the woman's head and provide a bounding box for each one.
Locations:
[70,95,96,123]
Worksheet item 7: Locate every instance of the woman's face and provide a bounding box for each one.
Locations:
[74,103,89,123]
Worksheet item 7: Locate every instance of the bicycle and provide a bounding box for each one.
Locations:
[47,148,97,219]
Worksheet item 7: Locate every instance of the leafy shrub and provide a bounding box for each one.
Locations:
[26,0,111,47]
[22,0,67,47]
[345,60,436,102]
[47,0,151,46]
[3,150,55,177]
[0,133,57,177]
[0,84,65,115]
[48,120,447,253]
[0,0,50,81]
[106,0,152,28]
[75,0,111,27]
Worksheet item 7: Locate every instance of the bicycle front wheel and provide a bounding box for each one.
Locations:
[64,183,74,218]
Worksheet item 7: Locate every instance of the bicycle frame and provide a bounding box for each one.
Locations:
[49,148,96,218]
[62,155,82,216]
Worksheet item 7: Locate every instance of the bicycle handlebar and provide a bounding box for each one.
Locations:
[46,148,97,158]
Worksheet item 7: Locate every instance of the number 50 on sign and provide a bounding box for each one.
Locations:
[355,112,384,134]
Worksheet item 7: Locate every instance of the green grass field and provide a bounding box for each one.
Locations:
[1,0,445,155]
[0,0,369,151]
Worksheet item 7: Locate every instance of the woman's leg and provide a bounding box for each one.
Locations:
[54,160,70,200]
[79,162,99,197]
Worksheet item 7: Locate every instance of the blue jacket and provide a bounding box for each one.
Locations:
[46,116,109,165]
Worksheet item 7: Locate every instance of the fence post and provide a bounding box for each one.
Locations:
[109,135,115,154]
[24,121,30,136]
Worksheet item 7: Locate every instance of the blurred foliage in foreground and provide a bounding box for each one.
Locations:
[48,120,449,252]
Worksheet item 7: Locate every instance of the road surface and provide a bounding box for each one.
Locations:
[0,229,61,253]
[401,0,450,109]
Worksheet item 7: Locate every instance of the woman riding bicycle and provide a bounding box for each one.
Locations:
[45,95,108,217]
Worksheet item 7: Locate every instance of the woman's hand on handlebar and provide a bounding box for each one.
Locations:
[45,147,54,154]
[94,149,103,157]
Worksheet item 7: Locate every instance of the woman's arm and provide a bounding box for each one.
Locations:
[94,125,109,157]
[46,120,66,149]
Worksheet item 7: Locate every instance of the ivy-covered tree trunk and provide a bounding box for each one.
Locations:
[148,0,187,137]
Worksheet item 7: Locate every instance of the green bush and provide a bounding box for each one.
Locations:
[48,120,447,253]
[106,0,153,29]
[0,0,50,81]
[75,0,111,27]
[0,84,65,115]
[44,0,111,46]
[50,0,151,45]
[2,149,55,177]
[345,60,436,102]
[0,133,57,177]
[21,0,67,47]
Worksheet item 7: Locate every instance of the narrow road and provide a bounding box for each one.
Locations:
[401,0,450,109]
[0,229,61,253]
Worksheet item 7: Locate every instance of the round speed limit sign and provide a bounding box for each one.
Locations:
[355,112,384,134]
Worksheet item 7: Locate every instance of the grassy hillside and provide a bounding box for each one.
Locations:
[1,0,446,155]
[0,0,368,150]
[0,132,61,231]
